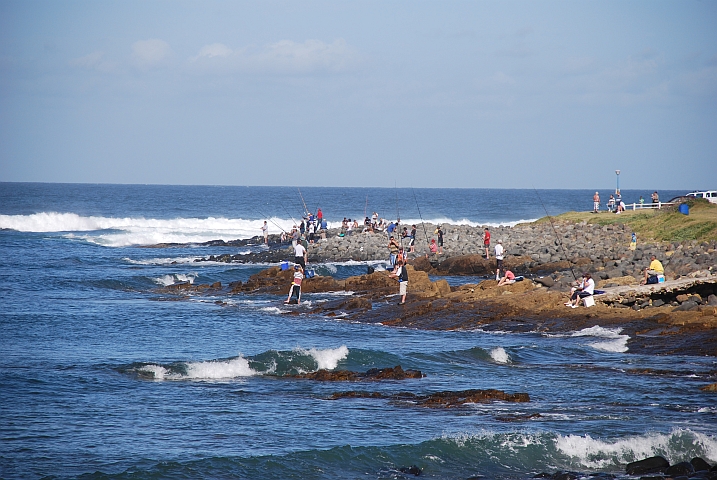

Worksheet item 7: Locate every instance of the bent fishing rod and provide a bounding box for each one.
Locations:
[533,187,578,282]
[257,208,288,234]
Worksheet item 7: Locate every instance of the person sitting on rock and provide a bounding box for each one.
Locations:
[497,270,516,286]
[428,238,438,256]
[566,272,594,308]
[641,255,664,285]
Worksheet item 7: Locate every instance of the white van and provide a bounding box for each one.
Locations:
[686,190,717,204]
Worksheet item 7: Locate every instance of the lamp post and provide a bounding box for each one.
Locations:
[615,170,620,194]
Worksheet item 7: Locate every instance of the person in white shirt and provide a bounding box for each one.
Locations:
[494,240,504,281]
[261,221,268,245]
[294,241,307,269]
[566,272,595,308]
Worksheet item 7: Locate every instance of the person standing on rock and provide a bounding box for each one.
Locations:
[261,221,269,245]
[294,239,307,269]
[436,226,444,254]
[389,259,409,305]
[483,228,491,259]
[285,264,304,305]
[409,225,417,253]
[388,236,400,267]
[593,192,600,213]
[494,240,504,281]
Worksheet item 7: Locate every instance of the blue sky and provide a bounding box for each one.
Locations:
[1,0,715,189]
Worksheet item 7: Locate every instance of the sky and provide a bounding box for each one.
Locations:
[0,0,716,190]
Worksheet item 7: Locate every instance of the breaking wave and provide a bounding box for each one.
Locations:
[0,212,538,246]
[123,345,350,381]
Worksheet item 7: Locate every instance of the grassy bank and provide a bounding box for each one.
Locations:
[534,198,717,242]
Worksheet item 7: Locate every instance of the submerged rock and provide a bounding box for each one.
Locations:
[329,388,529,407]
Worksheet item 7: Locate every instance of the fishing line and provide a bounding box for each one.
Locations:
[533,187,577,281]
[256,207,288,234]
[411,187,430,247]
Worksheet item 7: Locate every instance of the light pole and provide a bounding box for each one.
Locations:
[615,170,620,194]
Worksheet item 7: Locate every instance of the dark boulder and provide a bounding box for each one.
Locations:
[691,457,712,472]
[625,456,669,475]
[665,461,694,476]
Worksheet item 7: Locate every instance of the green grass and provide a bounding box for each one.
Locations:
[531,198,717,242]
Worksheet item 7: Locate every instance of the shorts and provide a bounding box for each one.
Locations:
[399,281,407,296]
[437,238,443,246]
[484,242,490,247]
[496,258,503,270]
[295,256,305,269]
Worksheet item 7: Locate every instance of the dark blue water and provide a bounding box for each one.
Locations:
[1,184,713,479]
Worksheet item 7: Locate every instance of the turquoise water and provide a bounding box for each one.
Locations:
[1,183,713,479]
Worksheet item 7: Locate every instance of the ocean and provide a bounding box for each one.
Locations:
[1,183,714,479]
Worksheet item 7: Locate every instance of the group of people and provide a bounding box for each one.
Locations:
[593,191,660,214]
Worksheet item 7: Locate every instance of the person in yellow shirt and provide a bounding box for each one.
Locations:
[642,255,664,284]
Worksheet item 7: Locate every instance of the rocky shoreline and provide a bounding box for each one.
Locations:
[190,221,717,286]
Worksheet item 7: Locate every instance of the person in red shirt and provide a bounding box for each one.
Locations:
[497,269,515,286]
[483,228,491,259]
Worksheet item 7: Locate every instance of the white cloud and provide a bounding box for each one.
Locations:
[132,39,171,68]
[188,38,357,74]
[193,43,233,61]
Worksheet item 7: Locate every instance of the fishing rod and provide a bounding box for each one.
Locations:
[411,187,431,248]
[533,187,578,282]
[297,188,310,217]
[256,207,288,234]
[395,181,404,248]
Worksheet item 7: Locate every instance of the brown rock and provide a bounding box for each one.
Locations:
[676,294,690,303]
[700,383,717,392]
[329,388,530,408]
[291,365,423,381]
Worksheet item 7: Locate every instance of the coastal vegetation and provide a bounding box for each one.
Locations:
[540,198,717,242]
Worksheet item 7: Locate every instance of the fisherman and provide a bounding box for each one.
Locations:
[261,221,269,245]
[497,269,516,286]
[388,235,400,267]
[409,225,417,253]
[294,238,307,269]
[565,272,594,308]
[389,259,408,305]
[317,208,323,226]
[494,239,504,281]
[284,264,304,305]
[436,226,444,254]
[641,255,664,285]
[483,228,491,259]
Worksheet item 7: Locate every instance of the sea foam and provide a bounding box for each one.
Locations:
[571,326,630,353]
[489,347,511,364]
